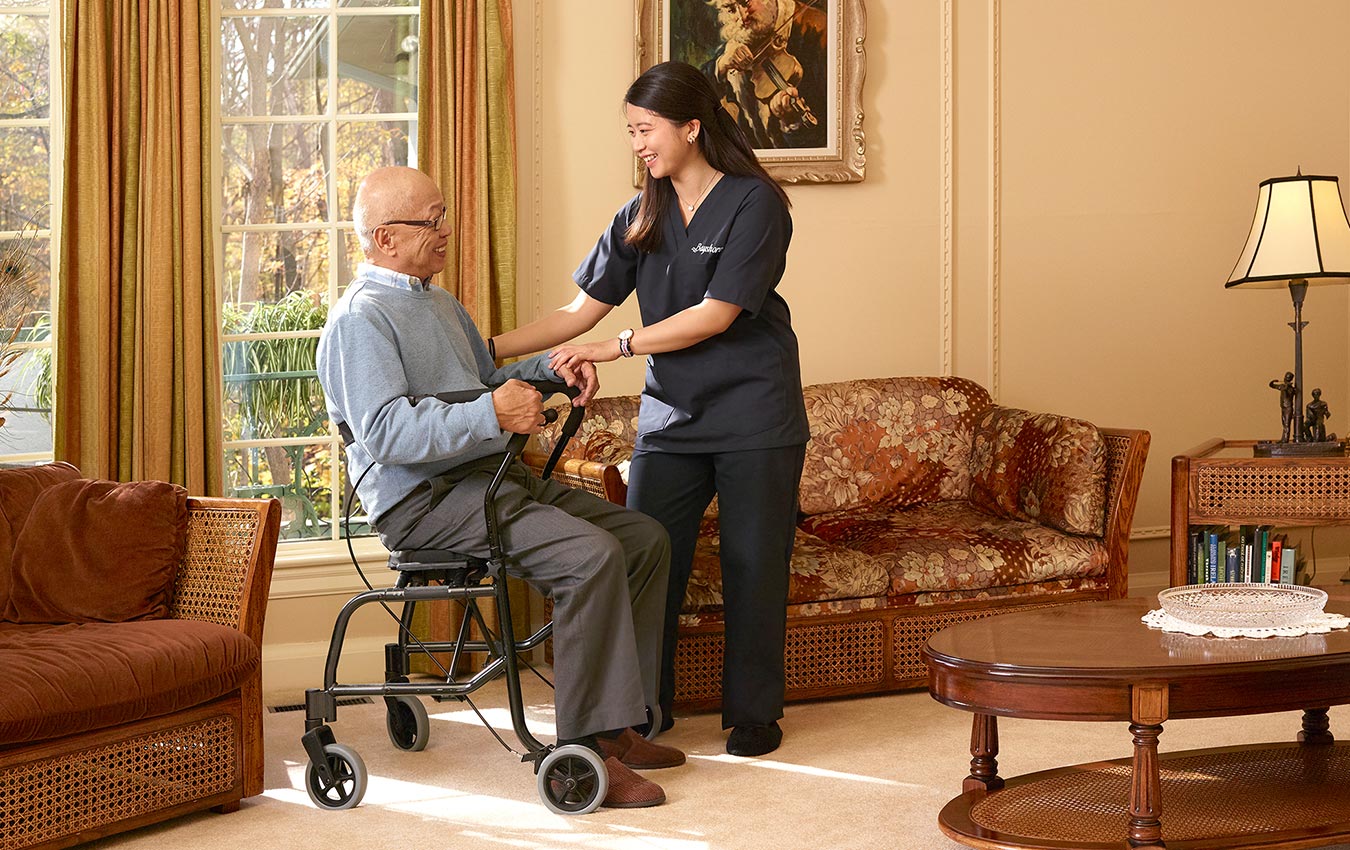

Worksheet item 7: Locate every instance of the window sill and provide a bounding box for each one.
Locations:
[269,536,396,599]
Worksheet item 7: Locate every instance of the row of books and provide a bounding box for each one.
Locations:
[1186,525,1299,585]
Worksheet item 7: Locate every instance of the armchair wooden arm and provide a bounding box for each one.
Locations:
[1100,427,1151,599]
[170,496,281,798]
[522,450,627,505]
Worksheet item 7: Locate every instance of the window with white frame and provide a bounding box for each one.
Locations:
[218,0,418,541]
[0,0,60,464]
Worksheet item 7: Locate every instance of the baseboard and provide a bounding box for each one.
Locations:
[262,635,390,705]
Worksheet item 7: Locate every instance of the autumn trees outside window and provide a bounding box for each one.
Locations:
[219,0,419,540]
[0,0,58,463]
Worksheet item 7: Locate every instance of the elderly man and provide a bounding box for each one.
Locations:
[317,166,680,808]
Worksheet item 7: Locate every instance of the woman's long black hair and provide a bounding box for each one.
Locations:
[624,61,790,253]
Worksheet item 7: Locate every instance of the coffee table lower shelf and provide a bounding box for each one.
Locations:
[939,741,1350,850]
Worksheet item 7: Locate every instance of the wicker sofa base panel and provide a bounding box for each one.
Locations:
[672,589,1110,710]
[0,697,244,850]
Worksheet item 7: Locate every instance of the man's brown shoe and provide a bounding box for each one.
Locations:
[602,756,666,808]
[597,727,686,769]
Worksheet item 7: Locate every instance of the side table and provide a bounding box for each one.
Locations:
[1169,438,1350,587]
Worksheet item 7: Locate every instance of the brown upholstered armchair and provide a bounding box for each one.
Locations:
[0,462,280,850]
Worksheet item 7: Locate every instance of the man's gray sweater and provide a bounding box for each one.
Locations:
[316,264,560,525]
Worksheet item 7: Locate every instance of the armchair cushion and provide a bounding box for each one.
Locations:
[0,619,260,744]
[4,479,188,624]
[0,463,82,612]
[969,407,1108,536]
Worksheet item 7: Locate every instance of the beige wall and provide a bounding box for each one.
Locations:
[514,0,1350,591]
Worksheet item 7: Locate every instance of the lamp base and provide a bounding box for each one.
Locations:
[1253,439,1348,457]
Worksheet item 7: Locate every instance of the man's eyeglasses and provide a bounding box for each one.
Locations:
[381,210,447,232]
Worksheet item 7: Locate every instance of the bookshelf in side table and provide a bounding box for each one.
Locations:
[1169,438,1350,587]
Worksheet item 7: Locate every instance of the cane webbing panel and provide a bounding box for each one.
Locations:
[172,507,261,627]
[1103,434,1130,514]
[1194,464,1350,520]
[0,714,239,850]
[893,602,1064,682]
[965,743,1350,844]
[676,620,886,702]
[675,632,724,703]
[785,621,885,690]
[547,469,607,500]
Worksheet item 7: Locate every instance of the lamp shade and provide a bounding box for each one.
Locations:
[1226,174,1350,289]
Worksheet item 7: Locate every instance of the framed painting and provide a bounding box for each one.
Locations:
[635,0,866,184]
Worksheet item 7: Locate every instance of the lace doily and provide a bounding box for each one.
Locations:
[1142,608,1350,638]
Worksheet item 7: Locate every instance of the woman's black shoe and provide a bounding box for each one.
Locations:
[726,721,782,756]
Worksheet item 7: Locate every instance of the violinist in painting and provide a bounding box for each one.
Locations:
[702,0,827,149]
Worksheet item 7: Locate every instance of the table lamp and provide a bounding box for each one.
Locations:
[1227,171,1350,456]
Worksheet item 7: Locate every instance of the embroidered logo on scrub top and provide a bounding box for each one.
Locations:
[691,241,724,254]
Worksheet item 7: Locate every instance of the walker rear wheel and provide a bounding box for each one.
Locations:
[536,744,607,815]
[636,704,663,741]
[385,695,430,752]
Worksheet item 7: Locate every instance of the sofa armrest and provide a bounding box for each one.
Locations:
[170,497,282,648]
[1100,427,1151,599]
[522,450,627,506]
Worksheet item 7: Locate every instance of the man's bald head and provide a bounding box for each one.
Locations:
[352,166,441,255]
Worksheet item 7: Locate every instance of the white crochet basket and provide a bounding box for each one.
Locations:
[1156,583,1327,630]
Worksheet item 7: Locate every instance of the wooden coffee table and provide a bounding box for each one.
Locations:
[923,590,1350,850]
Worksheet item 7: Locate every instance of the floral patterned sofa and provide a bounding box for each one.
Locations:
[529,376,1150,710]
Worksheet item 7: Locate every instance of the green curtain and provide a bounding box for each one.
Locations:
[418,0,517,335]
[57,0,222,491]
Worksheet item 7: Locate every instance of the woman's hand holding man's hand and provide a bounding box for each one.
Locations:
[548,339,621,375]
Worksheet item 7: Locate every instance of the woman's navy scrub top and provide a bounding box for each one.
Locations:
[574,174,810,454]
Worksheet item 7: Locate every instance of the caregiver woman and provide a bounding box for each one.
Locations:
[492,61,808,757]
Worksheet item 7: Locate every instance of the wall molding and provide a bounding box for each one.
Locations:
[1130,525,1171,541]
[987,0,1002,401]
[940,0,954,376]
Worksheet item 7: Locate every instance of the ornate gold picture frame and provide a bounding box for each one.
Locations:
[635,0,866,184]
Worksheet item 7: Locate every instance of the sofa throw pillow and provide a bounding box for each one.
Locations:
[969,407,1108,537]
[3,479,188,624]
[0,462,83,613]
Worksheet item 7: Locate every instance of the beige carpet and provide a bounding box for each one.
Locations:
[82,670,1350,850]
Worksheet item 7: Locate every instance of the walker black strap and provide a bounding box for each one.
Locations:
[525,381,584,482]
[542,403,585,482]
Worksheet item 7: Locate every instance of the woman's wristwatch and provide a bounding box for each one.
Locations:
[617,327,635,358]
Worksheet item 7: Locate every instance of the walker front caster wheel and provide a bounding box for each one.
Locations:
[305,742,368,811]
[537,744,607,815]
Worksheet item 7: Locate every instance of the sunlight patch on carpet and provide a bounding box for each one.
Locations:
[429,703,558,738]
[689,753,907,786]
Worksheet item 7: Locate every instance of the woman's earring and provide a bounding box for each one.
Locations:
[688,135,696,143]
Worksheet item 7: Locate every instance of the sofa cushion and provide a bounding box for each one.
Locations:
[800,501,1108,596]
[0,619,260,745]
[4,479,188,624]
[682,517,890,612]
[0,463,83,612]
[799,377,992,515]
[969,407,1109,536]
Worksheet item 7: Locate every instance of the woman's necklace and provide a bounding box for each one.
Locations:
[677,170,720,212]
